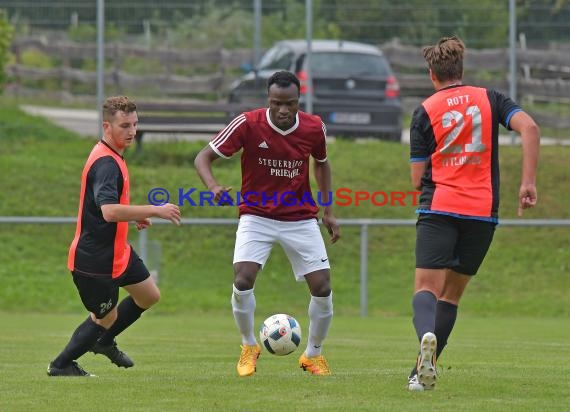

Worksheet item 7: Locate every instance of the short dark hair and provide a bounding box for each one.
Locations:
[267,71,300,96]
[102,96,137,122]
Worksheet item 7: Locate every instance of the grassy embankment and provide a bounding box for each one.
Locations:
[0,103,568,317]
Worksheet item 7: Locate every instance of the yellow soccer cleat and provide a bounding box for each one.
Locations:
[298,353,331,376]
[237,344,261,377]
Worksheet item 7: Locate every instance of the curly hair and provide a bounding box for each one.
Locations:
[422,36,465,82]
[102,96,137,122]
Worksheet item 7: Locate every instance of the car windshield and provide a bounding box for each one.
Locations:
[308,52,391,77]
[258,46,294,70]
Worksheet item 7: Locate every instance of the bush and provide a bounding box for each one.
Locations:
[0,9,14,90]
[67,22,123,43]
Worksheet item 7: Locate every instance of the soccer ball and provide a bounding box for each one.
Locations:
[259,314,302,356]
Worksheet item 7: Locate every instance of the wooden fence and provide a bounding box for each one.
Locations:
[7,37,253,99]
[5,36,570,129]
[381,40,570,101]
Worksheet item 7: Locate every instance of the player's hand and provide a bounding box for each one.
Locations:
[210,185,234,205]
[517,183,537,216]
[155,203,182,226]
[322,214,341,244]
[135,218,152,231]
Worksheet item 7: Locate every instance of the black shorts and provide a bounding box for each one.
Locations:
[72,249,151,319]
[415,213,496,276]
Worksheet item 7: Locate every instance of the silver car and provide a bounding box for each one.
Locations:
[228,39,403,141]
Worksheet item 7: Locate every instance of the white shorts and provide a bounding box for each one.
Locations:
[233,215,330,281]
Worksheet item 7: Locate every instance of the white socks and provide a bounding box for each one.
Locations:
[231,285,257,346]
[231,285,334,354]
[305,293,333,358]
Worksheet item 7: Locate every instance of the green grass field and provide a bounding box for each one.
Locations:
[1,313,569,411]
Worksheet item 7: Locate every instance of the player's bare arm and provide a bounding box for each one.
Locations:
[194,145,234,203]
[410,161,427,190]
[508,111,540,216]
[101,203,181,226]
[313,159,341,243]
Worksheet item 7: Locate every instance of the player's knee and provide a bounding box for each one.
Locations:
[311,284,331,298]
[233,277,255,291]
[135,288,160,309]
[233,262,259,290]
[145,289,161,307]
[233,268,257,290]
[150,289,161,305]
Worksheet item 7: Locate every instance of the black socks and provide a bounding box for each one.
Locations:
[412,290,437,341]
[97,296,146,346]
[434,300,458,358]
[52,316,105,368]
[409,296,458,377]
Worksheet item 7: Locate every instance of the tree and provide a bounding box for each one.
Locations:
[330,0,508,48]
[0,9,14,91]
[519,0,570,46]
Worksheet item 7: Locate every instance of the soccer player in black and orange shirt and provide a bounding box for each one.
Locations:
[47,96,181,377]
[407,36,540,391]
[195,71,340,377]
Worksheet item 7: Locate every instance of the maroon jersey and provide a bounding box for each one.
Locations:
[210,108,327,221]
[410,85,521,220]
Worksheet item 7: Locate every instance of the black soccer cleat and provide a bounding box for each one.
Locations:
[91,340,134,368]
[47,361,93,377]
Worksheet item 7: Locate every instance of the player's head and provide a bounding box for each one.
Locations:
[267,71,300,131]
[422,35,465,83]
[267,70,301,97]
[102,96,138,150]
[102,95,137,122]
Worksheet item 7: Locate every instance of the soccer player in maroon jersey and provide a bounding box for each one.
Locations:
[407,36,540,391]
[47,96,181,376]
[195,70,341,376]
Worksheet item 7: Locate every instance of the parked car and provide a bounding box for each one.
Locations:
[228,39,403,141]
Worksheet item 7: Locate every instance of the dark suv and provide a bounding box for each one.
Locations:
[228,39,402,141]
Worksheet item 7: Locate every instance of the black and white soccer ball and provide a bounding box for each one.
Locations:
[259,313,302,356]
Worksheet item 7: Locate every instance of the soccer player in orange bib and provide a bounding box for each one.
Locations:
[47,96,181,376]
[407,36,540,391]
[195,71,340,377]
